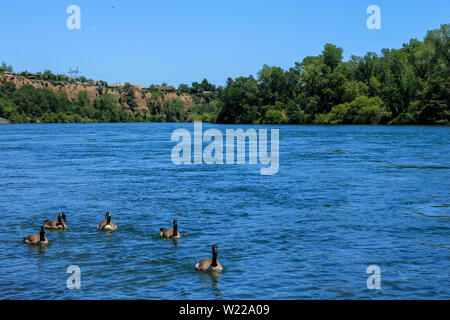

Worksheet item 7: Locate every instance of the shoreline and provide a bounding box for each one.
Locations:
[0,121,448,127]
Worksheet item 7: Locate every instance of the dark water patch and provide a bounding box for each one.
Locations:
[386,165,450,170]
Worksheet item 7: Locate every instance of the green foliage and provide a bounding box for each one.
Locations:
[313,113,331,124]
[0,61,13,72]
[78,90,88,106]
[163,99,186,122]
[190,79,216,94]
[188,100,221,122]
[0,81,135,123]
[178,83,190,93]
[327,96,390,124]
[213,24,449,125]
[0,25,448,125]
[263,108,285,124]
[216,76,259,123]
[285,99,306,124]
[149,85,161,99]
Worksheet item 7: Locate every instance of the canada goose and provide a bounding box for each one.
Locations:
[160,219,181,239]
[44,212,67,230]
[23,226,48,245]
[195,245,223,272]
[97,212,117,231]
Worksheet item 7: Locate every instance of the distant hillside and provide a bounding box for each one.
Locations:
[0,24,448,125]
[0,72,202,122]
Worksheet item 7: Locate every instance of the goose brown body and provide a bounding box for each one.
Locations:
[97,212,117,231]
[160,219,181,239]
[195,258,223,271]
[44,213,67,230]
[195,245,223,272]
[23,227,48,245]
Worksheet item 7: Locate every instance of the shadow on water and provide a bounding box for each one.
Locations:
[197,271,223,299]
[96,229,117,241]
[384,165,450,170]
[27,243,49,253]
[154,234,181,246]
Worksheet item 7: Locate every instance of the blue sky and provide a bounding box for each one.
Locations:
[0,0,448,87]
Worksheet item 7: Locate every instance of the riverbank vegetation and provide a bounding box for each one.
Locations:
[0,24,448,125]
[215,24,449,125]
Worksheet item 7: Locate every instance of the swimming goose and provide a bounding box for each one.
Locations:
[97,212,117,231]
[160,219,181,239]
[44,212,67,230]
[195,245,223,272]
[23,226,49,245]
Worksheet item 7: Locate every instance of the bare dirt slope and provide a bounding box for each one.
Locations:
[0,74,194,116]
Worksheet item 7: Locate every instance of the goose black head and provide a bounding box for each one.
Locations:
[212,244,219,254]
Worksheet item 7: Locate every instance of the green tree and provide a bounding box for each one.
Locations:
[78,90,88,106]
[178,83,190,93]
[263,108,284,124]
[328,96,390,124]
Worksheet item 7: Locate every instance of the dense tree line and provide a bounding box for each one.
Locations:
[0,24,448,124]
[214,24,449,125]
[0,80,197,123]
[0,82,133,123]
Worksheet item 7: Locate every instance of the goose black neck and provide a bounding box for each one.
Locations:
[106,216,111,225]
[173,223,178,236]
[57,215,62,225]
[211,252,218,267]
[40,230,45,242]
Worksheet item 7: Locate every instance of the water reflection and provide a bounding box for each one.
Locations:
[197,271,223,299]
[27,243,49,253]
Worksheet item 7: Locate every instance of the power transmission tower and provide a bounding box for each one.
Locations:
[67,66,81,79]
